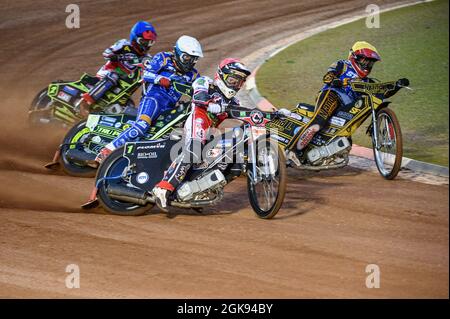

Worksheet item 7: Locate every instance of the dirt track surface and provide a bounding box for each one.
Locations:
[0,0,448,298]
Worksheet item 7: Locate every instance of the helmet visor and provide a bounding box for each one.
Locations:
[180,52,199,65]
[357,56,377,72]
[223,73,246,90]
[137,37,155,49]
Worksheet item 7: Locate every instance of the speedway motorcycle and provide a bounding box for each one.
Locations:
[29,55,146,127]
[268,80,408,179]
[85,106,287,219]
[44,82,193,177]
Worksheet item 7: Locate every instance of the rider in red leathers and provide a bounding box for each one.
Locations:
[152,58,251,211]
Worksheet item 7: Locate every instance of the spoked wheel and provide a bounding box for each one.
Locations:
[372,108,403,180]
[59,120,97,177]
[96,148,153,216]
[28,88,53,125]
[247,137,287,219]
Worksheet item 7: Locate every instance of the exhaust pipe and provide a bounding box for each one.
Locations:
[107,184,224,209]
[106,184,151,206]
[65,149,96,166]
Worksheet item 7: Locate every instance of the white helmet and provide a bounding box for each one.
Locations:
[174,35,203,73]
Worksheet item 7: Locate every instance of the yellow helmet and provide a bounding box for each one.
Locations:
[348,41,381,77]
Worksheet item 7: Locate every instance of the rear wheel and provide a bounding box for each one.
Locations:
[28,88,53,125]
[372,108,403,180]
[59,120,97,177]
[247,138,287,219]
[96,148,153,216]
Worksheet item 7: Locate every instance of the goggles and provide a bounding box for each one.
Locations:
[137,30,157,49]
[356,56,377,71]
[223,73,246,90]
[137,37,155,49]
[179,52,199,65]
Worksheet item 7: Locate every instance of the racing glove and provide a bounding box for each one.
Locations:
[330,78,343,88]
[121,53,139,63]
[207,103,224,114]
[108,54,120,62]
[277,108,303,121]
[396,78,410,88]
[154,76,171,88]
[277,108,292,117]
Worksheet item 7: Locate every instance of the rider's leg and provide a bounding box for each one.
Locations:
[153,107,212,210]
[93,95,166,165]
[294,90,340,153]
[77,69,120,117]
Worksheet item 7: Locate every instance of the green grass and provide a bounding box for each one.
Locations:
[257,0,449,166]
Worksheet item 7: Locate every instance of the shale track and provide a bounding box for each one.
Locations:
[0,0,447,298]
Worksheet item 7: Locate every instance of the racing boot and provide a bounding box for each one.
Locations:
[286,150,302,167]
[152,183,173,213]
[87,147,113,168]
[75,93,95,118]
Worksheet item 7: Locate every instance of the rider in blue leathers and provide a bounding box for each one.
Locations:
[92,35,203,166]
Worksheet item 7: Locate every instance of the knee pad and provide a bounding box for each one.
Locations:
[111,119,151,149]
[89,73,119,101]
[296,124,320,150]
[126,119,151,139]
[139,96,163,122]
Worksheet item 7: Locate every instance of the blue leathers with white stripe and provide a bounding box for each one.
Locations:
[108,51,199,149]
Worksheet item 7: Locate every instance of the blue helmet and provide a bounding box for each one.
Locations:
[130,21,157,54]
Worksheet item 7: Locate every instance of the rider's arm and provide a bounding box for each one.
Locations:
[323,60,345,85]
[102,39,129,62]
[384,78,409,98]
[142,52,166,84]
[191,77,212,107]
[384,88,401,98]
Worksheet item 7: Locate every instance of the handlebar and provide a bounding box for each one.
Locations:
[172,81,192,96]
[350,81,397,95]
[226,105,282,122]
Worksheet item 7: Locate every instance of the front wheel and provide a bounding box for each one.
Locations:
[59,120,97,177]
[372,108,403,180]
[247,138,287,219]
[96,148,153,216]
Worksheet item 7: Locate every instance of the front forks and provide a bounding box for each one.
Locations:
[370,100,380,150]
[248,131,260,184]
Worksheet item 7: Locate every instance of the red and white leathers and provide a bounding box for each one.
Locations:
[153,76,239,201]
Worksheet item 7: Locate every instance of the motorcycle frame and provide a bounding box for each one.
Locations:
[302,81,397,147]
[47,69,143,124]
[194,121,269,185]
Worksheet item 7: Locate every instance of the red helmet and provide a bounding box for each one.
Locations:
[348,41,381,78]
[214,58,251,99]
